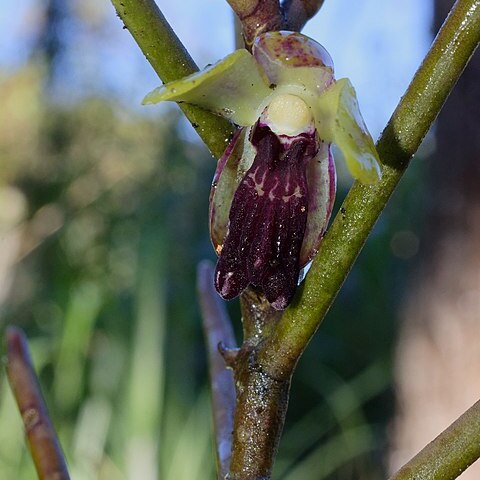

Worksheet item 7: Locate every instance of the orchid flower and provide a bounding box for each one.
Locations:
[144,31,382,310]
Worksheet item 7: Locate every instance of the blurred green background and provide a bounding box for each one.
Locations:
[0,1,430,479]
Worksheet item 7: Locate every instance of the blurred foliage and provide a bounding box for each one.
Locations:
[0,64,217,479]
[0,14,428,479]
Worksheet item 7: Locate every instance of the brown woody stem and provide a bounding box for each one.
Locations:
[228,347,291,480]
[226,290,284,479]
[5,327,70,480]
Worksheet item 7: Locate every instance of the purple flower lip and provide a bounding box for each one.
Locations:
[214,121,320,310]
[210,92,337,310]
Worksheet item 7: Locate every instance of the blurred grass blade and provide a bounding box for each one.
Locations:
[163,392,214,480]
[72,395,112,479]
[282,425,374,480]
[322,360,388,433]
[5,326,70,480]
[282,360,389,445]
[53,282,103,412]
[125,228,166,480]
[276,359,390,477]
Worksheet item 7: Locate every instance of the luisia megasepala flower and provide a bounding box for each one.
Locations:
[144,31,382,310]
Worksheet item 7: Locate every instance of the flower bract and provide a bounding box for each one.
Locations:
[144,31,382,309]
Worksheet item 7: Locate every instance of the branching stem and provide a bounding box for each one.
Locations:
[111,0,480,478]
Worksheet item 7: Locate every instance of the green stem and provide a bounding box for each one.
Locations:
[110,0,234,158]
[259,0,480,380]
[389,399,480,480]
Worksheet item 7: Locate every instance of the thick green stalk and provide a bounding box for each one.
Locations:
[389,399,480,480]
[259,0,480,380]
[110,0,234,158]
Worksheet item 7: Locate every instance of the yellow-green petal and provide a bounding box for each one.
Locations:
[142,49,272,126]
[314,78,382,184]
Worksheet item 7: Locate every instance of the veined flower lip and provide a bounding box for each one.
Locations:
[210,117,335,272]
[213,119,321,309]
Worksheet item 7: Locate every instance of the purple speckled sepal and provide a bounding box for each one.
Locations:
[214,123,318,310]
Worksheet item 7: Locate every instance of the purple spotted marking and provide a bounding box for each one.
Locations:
[214,122,318,310]
[254,31,334,69]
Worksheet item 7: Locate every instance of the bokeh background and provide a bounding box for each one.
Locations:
[2,0,477,479]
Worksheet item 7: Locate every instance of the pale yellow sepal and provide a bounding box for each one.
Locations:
[142,49,272,127]
[314,78,382,184]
